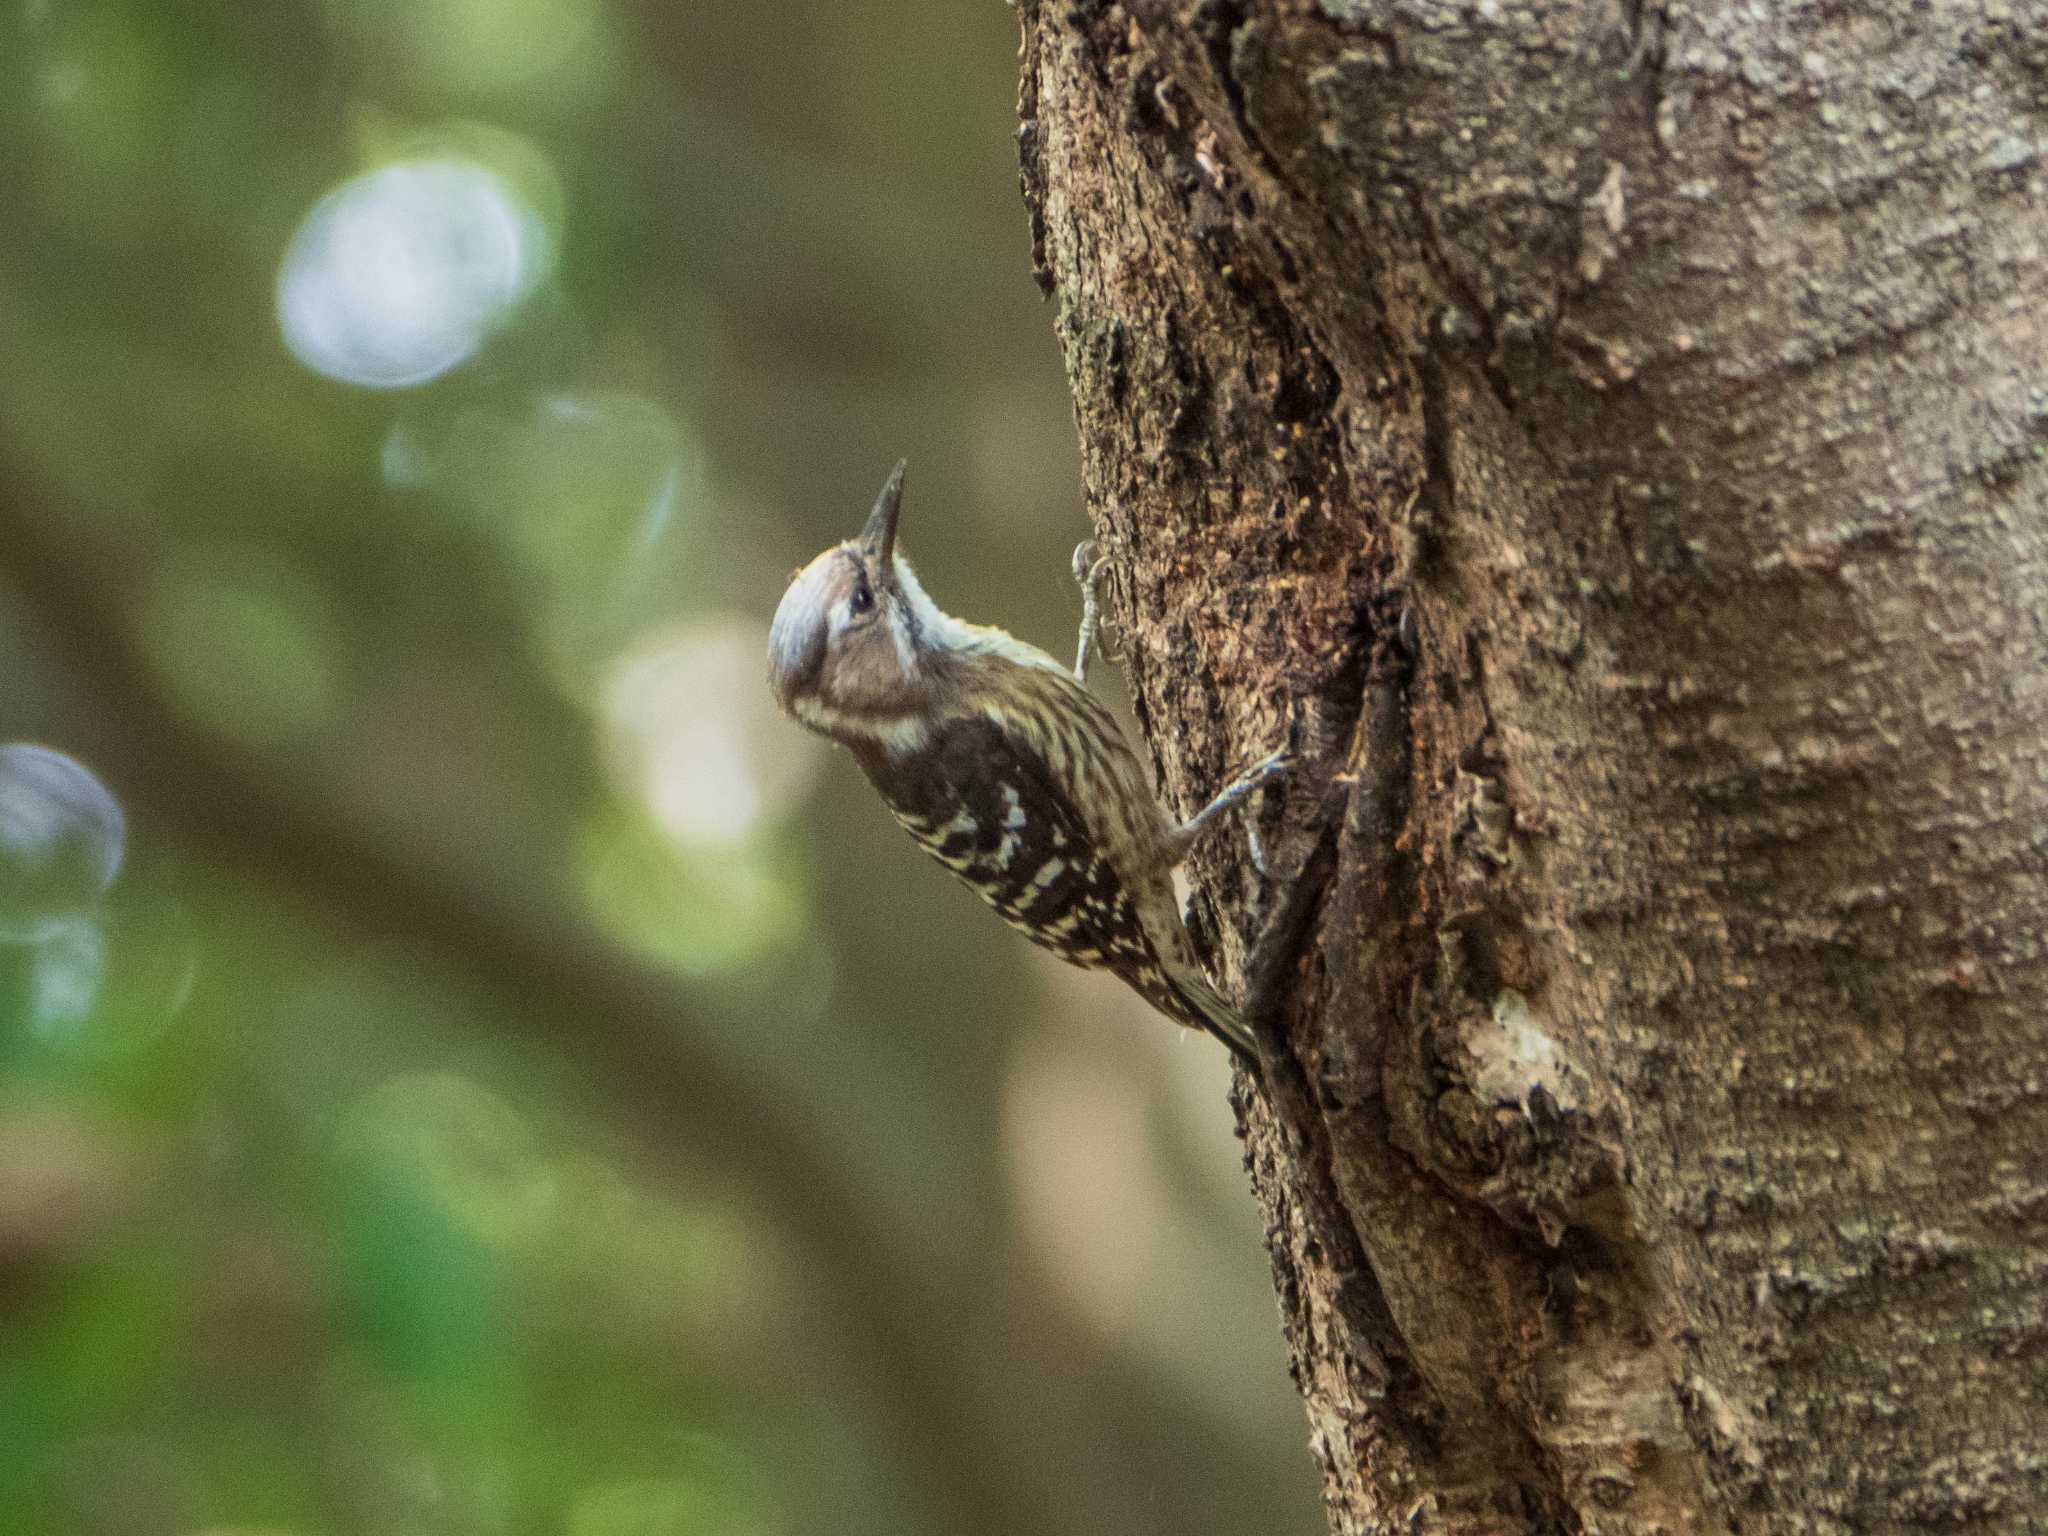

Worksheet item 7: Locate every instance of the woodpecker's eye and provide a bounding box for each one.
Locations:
[848,577,875,618]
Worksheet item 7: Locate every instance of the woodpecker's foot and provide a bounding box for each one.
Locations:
[1246,710,1312,876]
[1072,540,1116,681]
[1173,746,1293,865]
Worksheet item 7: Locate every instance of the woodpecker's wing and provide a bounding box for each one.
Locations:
[879,711,1157,970]
[860,710,1248,1058]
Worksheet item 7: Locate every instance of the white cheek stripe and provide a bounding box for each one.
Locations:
[890,609,917,673]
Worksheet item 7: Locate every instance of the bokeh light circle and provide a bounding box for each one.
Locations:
[6,892,198,1061]
[599,616,826,851]
[277,157,549,388]
[0,743,126,942]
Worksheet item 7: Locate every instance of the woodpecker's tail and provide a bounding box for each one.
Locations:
[1170,970,1263,1078]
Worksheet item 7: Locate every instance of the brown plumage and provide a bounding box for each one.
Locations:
[767,463,1284,1070]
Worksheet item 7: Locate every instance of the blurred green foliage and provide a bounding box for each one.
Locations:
[0,1,1320,1533]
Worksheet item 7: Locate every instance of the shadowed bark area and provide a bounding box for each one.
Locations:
[1019,1,2048,1530]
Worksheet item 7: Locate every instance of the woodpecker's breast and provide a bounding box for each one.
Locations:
[857,713,1163,982]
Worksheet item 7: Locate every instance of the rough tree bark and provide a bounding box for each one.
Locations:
[1017,2,2048,1531]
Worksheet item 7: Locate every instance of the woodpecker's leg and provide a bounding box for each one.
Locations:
[1072,540,1113,682]
[1168,747,1292,866]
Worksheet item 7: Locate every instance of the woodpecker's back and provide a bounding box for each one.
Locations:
[766,464,1259,1067]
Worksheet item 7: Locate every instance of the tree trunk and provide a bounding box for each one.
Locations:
[1017,2,2048,1531]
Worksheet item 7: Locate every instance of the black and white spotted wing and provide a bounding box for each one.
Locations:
[862,714,1170,995]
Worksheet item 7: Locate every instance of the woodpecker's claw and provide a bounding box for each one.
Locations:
[1244,751,1300,879]
[1072,540,1118,680]
[1071,540,1100,587]
[1249,710,1313,878]
[1171,745,1293,867]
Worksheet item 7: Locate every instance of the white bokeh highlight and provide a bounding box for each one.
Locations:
[600,617,826,850]
[26,918,105,1038]
[278,157,549,388]
[0,743,126,943]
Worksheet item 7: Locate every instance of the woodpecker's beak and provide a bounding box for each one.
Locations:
[858,460,906,570]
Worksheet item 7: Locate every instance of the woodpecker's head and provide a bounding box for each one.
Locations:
[769,461,955,740]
